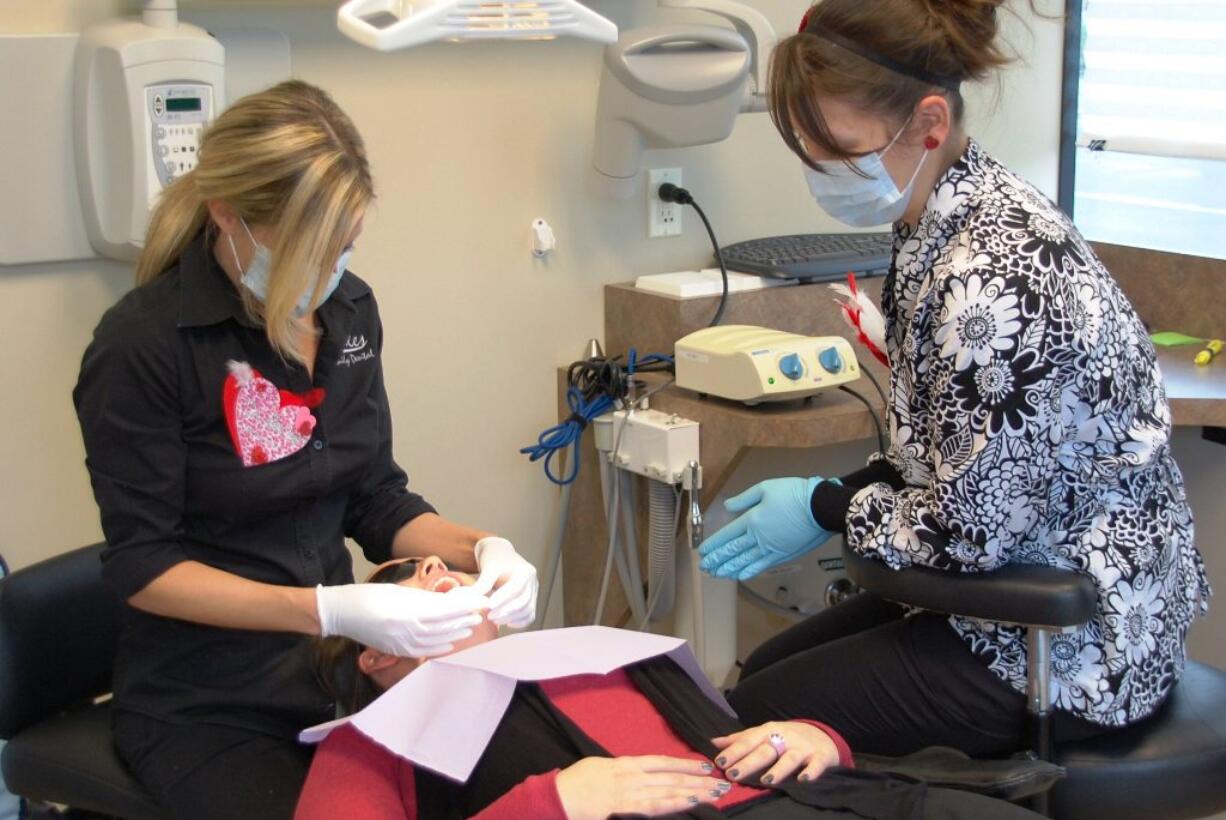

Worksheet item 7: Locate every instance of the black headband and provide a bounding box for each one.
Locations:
[806,24,963,93]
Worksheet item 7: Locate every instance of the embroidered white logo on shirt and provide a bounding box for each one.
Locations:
[337,334,375,367]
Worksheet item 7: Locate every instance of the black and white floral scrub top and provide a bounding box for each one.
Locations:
[846,140,1211,726]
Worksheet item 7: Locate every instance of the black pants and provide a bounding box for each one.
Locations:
[729,593,1110,757]
[113,711,314,820]
[732,789,1045,820]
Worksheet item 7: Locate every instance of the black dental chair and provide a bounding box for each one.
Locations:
[0,544,163,819]
[843,543,1226,820]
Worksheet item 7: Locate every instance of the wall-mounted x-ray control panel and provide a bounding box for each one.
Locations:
[148,83,213,190]
[0,14,289,266]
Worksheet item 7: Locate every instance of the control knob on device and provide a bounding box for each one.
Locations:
[818,346,844,374]
[778,353,805,381]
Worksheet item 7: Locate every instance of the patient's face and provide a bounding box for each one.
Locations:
[364,555,499,674]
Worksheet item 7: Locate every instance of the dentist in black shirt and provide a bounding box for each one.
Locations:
[73,81,538,820]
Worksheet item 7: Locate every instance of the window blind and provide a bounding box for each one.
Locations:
[1076,0,1226,161]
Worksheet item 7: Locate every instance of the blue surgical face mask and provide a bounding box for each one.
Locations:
[228,218,352,316]
[802,120,930,228]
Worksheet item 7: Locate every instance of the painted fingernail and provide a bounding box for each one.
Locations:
[700,762,714,773]
[716,757,727,767]
[717,781,732,791]
[688,796,699,805]
[709,789,724,798]
[799,773,810,782]
[729,769,739,779]
[762,774,775,785]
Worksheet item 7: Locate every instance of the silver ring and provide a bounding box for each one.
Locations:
[767,732,787,757]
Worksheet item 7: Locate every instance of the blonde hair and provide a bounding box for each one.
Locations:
[137,80,374,364]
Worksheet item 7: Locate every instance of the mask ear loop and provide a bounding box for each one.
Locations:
[227,216,259,277]
[899,146,930,193]
[226,232,246,277]
[878,113,916,159]
[881,114,933,194]
[240,216,258,246]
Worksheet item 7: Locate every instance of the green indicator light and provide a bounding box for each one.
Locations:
[768,377,775,385]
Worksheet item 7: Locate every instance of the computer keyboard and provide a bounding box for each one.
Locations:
[719,232,894,281]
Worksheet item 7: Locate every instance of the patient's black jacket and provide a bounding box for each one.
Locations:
[415,656,1043,820]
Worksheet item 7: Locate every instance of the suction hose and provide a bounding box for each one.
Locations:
[645,478,678,620]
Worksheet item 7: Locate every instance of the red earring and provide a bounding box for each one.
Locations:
[924,136,940,150]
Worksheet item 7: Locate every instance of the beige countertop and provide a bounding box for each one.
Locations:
[1157,346,1226,428]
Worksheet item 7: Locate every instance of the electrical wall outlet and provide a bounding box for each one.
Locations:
[648,167,683,238]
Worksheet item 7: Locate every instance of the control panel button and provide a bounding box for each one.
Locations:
[779,353,805,381]
[818,346,844,374]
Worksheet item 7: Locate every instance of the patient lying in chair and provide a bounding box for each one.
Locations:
[294,557,1044,820]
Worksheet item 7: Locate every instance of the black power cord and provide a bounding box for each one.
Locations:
[566,351,675,405]
[838,384,887,454]
[658,182,729,328]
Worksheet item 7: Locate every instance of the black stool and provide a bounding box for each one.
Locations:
[0,544,163,819]
[844,544,1226,820]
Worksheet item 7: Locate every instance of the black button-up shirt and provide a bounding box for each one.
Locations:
[74,232,434,737]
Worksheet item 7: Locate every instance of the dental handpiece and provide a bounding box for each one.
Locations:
[688,461,703,550]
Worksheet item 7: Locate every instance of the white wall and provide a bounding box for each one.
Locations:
[0,1,1074,616]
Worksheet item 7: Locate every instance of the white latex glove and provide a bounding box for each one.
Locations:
[469,537,538,629]
[315,582,490,658]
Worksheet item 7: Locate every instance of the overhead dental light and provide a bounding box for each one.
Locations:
[657,0,775,113]
[337,0,618,50]
[592,0,778,197]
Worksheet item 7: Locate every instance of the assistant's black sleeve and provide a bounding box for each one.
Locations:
[343,306,435,564]
[839,460,906,491]
[810,461,906,533]
[74,304,190,600]
[811,482,857,533]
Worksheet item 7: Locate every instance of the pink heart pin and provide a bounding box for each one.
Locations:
[223,361,322,467]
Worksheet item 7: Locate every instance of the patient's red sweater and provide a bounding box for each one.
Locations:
[295,668,853,819]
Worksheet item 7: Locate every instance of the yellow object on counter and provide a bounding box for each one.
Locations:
[1195,339,1223,366]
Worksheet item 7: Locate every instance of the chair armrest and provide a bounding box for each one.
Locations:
[842,544,1096,629]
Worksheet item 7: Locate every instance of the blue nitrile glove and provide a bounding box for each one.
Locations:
[698,477,839,581]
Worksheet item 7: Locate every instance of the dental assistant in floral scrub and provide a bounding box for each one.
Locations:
[702,0,1210,758]
[73,80,537,820]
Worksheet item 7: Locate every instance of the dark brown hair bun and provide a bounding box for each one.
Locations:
[772,0,1038,167]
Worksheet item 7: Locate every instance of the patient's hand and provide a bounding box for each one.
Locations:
[712,721,841,786]
[555,755,728,819]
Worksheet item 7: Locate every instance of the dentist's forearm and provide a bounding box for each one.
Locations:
[390,512,489,572]
[128,561,322,634]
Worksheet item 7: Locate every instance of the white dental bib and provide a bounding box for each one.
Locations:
[300,626,732,782]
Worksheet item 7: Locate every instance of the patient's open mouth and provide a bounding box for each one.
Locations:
[430,576,460,593]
